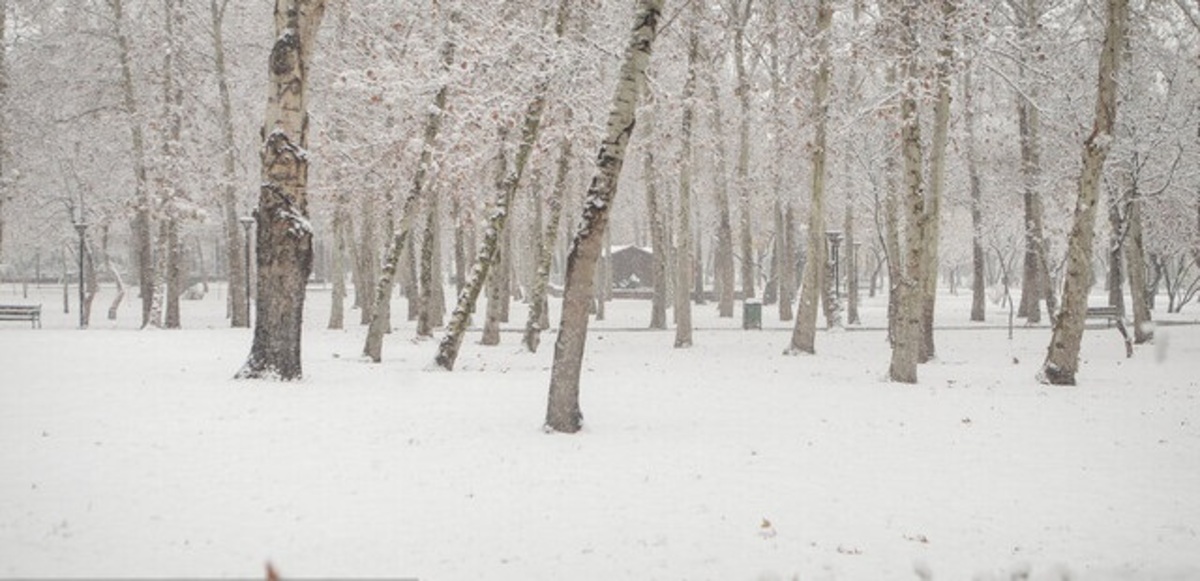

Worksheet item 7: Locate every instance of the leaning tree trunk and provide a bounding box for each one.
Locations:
[436,92,547,370]
[362,23,454,361]
[674,4,698,349]
[523,129,573,352]
[918,0,956,362]
[1039,0,1127,385]
[785,0,832,355]
[888,1,926,384]
[236,0,326,380]
[545,0,661,434]
[964,67,986,322]
[481,134,512,346]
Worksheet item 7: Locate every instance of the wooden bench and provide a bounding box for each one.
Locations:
[1085,305,1121,327]
[0,304,42,328]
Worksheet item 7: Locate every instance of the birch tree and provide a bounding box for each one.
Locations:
[1039,0,1128,385]
[236,0,326,380]
[545,0,662,433]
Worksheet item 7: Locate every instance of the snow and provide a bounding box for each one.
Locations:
[2,283,1199,579]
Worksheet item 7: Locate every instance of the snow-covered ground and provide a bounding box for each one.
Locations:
[2,282,1198,580]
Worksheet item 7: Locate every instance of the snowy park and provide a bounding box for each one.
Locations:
[2,283,1198,580]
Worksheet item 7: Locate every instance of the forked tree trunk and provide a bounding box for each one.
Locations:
[674,4,698,349]
[437,92,547,369]
[1040,0,1127,385]
[964,67,986,322]
[785,0,832,355]
[888,1,926,384]
[545,0,661,433]
[236,0,326,380]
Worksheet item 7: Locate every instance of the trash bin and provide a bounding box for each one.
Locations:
[742,299,762,330]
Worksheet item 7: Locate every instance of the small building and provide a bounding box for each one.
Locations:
[610,245,655,290]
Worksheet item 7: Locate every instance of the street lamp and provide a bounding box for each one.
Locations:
[74,221,89,329]
[239,214,256,325]
[826,230,843,300]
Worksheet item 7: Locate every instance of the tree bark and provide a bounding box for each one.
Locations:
[481,133,511,346]
[785,0,832,355]
[1039,0,1128,385]
[644,122,669,329]
[328,201,347,329]
[0,0,7,263]
[545,0,661,433]
[236,0,326,380]
[417,187,443,337]
[1015,0,1052,324]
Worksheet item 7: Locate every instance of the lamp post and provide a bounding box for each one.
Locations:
[826,230,843,300]
[239,215,255,325]
[74,222,89,329]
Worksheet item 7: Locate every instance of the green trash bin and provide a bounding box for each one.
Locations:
[743,300,762,330]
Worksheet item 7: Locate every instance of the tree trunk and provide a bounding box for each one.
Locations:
[236,0,326,380]
[101,225,126,320]
[108,0,155,329]
[545,0,661,433]
[1107,199,1127,315]
[846,205,860,325]
[362,21,454,361]
[437,92,547,369]
[1015,0,1050,324]
[674,6,699,349]
[482,133,513,346]
[0,0,8,264]
[964,67,986,322]
[523,129,573,352]
[417,188,442,337]
[354,197,378,324]
[1040,0,1128,385]
[645,131,668,329]
[1125,195,1152,343]
[785,0,832,355]
[780,203,796,320]
[888,1,926,384]
[732,0,756,302]
[918,0,956,362]
[708,76,736,318]
[328,203,347,329]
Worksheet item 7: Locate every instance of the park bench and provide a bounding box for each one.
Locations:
[1085,305,1121,327]
[0,304,42,328]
